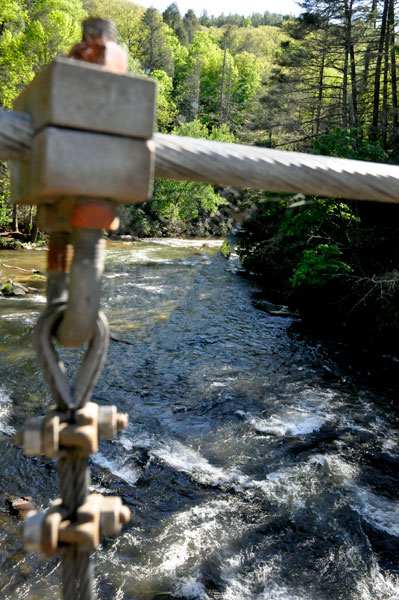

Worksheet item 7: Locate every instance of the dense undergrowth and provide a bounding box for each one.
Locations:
[237,130,399,351]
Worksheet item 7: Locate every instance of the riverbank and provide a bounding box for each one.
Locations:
[237,198,399,355]
[0,231,46,250]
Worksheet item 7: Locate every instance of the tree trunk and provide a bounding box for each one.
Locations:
[316,49,326,136]
[349,43,358,129]
[342,49,349,129]
[389,0,398,155]
[360,0,378,124]
[381,14,390,149]
[12,205,18,232]
[344,0,358,130]
[30,220,39,243]
[219,47,227,124]
[370,0,389,141]
[193,56,200,119]
[226,62,232,124]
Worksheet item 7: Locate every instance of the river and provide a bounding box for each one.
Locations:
[0,238,398,599]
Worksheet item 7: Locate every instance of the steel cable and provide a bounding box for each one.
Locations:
[3,109,399,203]
[61,547,78,600]
[76,551,95,600]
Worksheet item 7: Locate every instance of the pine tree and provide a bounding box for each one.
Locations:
[183,9,199,45]
[162,3,188,46]
[139,8,174,76]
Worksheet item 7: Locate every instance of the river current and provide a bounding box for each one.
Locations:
[0,238,398,599]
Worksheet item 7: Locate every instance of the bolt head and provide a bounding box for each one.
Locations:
[24,511,44,553]
[98,405,117,439]
[100,496,130,535]
[23,417,44,455]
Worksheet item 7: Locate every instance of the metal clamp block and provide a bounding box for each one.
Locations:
[11,57,156,207]
[24,494,130,555]
[15,402,128,457]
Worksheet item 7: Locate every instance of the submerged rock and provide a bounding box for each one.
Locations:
[6,496,36,519]
[252,299,300,318]
[0,280,37,297]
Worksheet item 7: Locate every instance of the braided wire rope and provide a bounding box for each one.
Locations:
[76,550,95,600]
[34,296,109,598]
[61,547,78,599]
[59,453,92,600]
[2,108,399,204]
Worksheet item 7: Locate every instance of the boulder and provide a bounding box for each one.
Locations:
[6,495,36,519]
[1,280,29,296]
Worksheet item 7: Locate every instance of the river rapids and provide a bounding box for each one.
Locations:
[0,238,398,599]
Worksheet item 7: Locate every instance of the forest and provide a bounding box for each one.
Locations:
[1,0,399,349]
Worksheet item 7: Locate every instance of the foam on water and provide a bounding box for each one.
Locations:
[0,388,14,435]
[127,282,167,294]
[104,272,130,279]
[156,500,237,574]
[120,431,357,510]
[92,452,139,486]
[147,238,223,248]
[238,388,336,438]
[220,554,308,600]
[107,246,213,267]
[349,483,399,537]
[173,573,208,599]
[248,413,326,436]
[0,294,46,303]
[355,564,399,599]
[122,430,248,489]
[153,440,247,487]
[1,312,36,325]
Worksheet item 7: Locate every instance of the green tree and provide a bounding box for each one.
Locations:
[162,2,187,45]
[183,8,199,44]
[151,69,177,131]
[148,119,232,229]
[139,7,174,76]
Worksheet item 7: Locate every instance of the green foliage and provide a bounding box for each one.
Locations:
[202,11,285,28]
[314,127,388,163]
[0,164,11,230]
[173,118,236,142]
[146,119,232,230]
[162,3,187,46]
[0,0,86,108]
[150,179,223,222]
[1,281,13,294]
[151,69,177,131]
[139,8,174,76]
[291,244,353,289]
[219,240,231,258]
[278,198,359,238]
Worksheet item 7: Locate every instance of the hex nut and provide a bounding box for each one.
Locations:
[43,415,60,458]
[23,417,44,455]
[24,511,44,553]
[98,405,117,439]
[98,405,128,439]
[100,496,130,536]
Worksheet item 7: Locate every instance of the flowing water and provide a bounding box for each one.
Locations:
[0,238,398,600]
